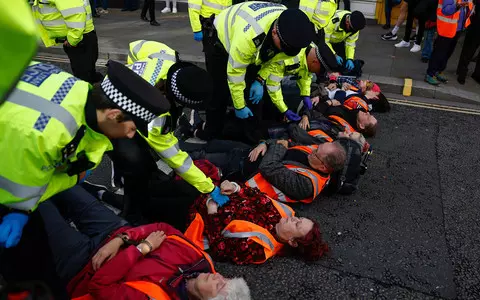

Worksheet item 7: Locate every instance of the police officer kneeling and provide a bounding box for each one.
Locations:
[0,60,169,248]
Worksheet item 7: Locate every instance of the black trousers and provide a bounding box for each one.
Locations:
[457,18,480,79]
[402,3,425,44]
[141,0,156,21]
[427,32,461,76]
[63,31,99,84]
[338,0,350,10]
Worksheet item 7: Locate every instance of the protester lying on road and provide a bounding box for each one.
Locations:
[185,180,328,265]
[38,185,251,300]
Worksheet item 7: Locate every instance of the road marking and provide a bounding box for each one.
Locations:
[390,98,480,115]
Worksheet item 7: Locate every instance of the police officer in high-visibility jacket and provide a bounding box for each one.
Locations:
[188,0,231,44]
[299,0,337,44]
[325,10,366,72]
[32,0,100,83]
[193,2,316,141]
[256,41,338,122]
[0,61,170,248]
[109,40,230,216]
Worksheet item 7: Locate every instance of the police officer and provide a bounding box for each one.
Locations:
[32,0,100,83]
[0,61,170,248]
[256,42,339,121]
[106,40,229,220]
[325,10,366,72]
[194,2,316,142]
[299,0,337,44]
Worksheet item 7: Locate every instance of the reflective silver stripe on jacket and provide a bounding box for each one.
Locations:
[268,74,282,83]
[246,178,257,188]
[272,185,287,202]
[312,14,327,25]
[222,230,275,250]
[60,6,85,17]
[0,175,47,211]
[41,19,65,27]
[222,5,235,51]
[148,52,177,61]
[266,84,281,92]
[345,41,356,47]
[203,0,228,10]
[273,200,293,217]
[237,9,264,35]
[38,5,58,14]
[130,40,147,62]
[175,157,193,174]
[65,21,86,28]
[228,56,248,69]
[299,5,314,14]
[228,74,245,83]
[159,144,180,159]
[7,89,79,137]
[289,167,322,195]
[189,3,202,10]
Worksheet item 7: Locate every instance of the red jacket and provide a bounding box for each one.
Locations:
[68,223,214,300]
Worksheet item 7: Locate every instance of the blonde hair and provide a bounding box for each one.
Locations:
[209,278,251,300]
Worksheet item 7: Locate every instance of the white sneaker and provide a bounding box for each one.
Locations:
[395,40,410,48]
[172,7,177,13]
[161,7,171,13]
[410,43,421,53]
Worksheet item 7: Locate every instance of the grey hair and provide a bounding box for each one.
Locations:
[209,278,251,300]
[324,141,347,172]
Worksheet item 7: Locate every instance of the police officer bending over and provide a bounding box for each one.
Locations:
[0,61,169,248]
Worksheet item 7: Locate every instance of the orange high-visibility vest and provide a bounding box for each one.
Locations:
[307,129,334,142]
[72,235,215,300]
[437,0,473,38]
[184,198,295,264]
[328,115,356,133]
[343,96,369,112]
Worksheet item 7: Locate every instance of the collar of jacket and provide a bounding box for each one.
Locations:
[85,97,102,133]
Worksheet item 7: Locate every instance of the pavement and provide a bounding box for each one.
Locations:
[36,9,480,107]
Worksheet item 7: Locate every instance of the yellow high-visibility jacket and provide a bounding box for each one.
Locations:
[188,0,232,32]
[126,41,215,194]
[324,10,359,60]
[258,48,312,113]
[0,62,112,211]
[299,0,337,30]
[32,0,94,47]
[214,2,295,110]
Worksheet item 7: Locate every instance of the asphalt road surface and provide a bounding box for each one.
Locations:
[42,59,480,300]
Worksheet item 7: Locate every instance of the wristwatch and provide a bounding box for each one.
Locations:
[136,244,146,255]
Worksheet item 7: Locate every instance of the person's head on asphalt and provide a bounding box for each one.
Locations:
[275,216,329,261]
[157,61,213,110]
[357,111,378,137]
[307,141,347,174]
[273,9,316,56]
[338,131,370,153]
[342,11,366,33]
[187,273,251,300]
[370,92,391,113]
[94,60,170,138]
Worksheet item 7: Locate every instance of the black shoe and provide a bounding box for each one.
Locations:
[93,13,101,18]
[421,57,429,63]
[150,20,160,26]
[141,16,149,22]
[121,7,129,11]
[129,8,138,11]
[381,32,397,41]
[82,181,108,200]
[472,73,480,85]
[457,76,466,85]
[382,24,391,29]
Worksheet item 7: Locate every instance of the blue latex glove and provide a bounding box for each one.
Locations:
[235,107,253,119]
[336,55,344,66]
[249,80,264,104]
[0,213,29,248]
[285,109,301,121]
[302,96,312,110]
[193,31,203,42]
[210,186,230,207]
[78,169,92,184]
[346,59,355,71]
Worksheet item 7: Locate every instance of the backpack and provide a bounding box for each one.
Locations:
[322,138,372,195]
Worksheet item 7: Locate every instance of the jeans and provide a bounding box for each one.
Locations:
[98,0,108,9]
[38,186,128,283]
[421,28,436,59]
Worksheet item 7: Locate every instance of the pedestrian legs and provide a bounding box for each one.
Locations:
[63,31,100,83]
[421,28,436,61]
[426,33,460,76]
[457,24,480,81]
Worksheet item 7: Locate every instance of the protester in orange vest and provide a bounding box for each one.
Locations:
[37,186,251,300]
[425,0,473,85]
[185,180,328,265]
[246,139,346,203]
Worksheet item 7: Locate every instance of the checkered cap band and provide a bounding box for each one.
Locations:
[275,21,288,48]
[315,46,331,73]
[101,77,157,123]
[170,69,202,106]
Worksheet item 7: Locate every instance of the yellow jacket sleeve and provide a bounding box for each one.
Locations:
[188,0,202,32]
[324,24,336,55]
[56,0,87,46]
[297,65,312,97]
[227,39,255,109]
[42,172,78,203]
[345,32,358,60]
[264,63,288,113]
[146,127,215,194]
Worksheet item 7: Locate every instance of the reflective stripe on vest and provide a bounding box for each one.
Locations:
[436,0,473,37]
[307,130,334,142]
[203,0,228,10]
[221,219,284,264]
[0,175,47,211]
[129,40,147,62]
[343,96,368,112]
[148,51,177,62]
[328,115,356,133]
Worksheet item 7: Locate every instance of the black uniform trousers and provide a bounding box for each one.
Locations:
[63,31,100,84]
[426,31,461,76]
[141,0,156,21]
[457,16,480,80]
[402,1,425,44]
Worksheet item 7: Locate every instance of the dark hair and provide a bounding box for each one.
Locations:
[324,141,347,172]
[363,120,377,138]
[294,221,329,261]
[370,92,391,113]
[88,83,132,122]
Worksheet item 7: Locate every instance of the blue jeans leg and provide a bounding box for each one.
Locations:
[422,29,436,59]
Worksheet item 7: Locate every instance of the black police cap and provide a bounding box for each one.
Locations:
[350,11,366,31]
[277,9,316,55]
[101,60,170,134]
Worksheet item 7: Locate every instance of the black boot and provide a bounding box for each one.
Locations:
[141,15,149,22]
[150,20,160,26]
